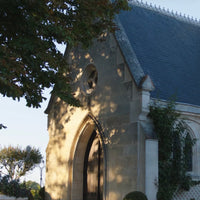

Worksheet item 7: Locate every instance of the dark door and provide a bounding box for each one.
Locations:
[83,131,103,200]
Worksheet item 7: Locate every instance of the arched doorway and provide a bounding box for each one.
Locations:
[70,117,106,200]
[83,130,103,200]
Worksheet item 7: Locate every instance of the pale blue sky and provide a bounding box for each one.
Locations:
[0,0,200,184]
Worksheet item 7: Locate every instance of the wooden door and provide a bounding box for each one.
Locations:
[83,131,103,200]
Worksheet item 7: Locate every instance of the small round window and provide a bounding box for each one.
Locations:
[82,64,98,95]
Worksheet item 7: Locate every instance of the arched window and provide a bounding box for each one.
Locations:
[184,133,193,172]
[172,129,194,173]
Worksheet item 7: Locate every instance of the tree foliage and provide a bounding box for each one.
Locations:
[149,101,195,200]
[0,145,42,180]
[25,180,40,190]
[0,0,129,108]
[0,175,32,198]
[25,181,43,200]
[0,123,7,129]
[123,191,148,200]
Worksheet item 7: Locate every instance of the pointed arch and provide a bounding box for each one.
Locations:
[68,114,107,200]
[181,121,197,175]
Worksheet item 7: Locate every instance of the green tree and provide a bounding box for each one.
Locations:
[25,181,41,200]
[0,176,31,198]
[0,0,129,108]
[149,101,195,200]
[0,145,42,180]
[25,180,40,190]
[0,124,7,129]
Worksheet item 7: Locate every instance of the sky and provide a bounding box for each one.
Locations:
[142,0,200,20]
[0,0,200,184]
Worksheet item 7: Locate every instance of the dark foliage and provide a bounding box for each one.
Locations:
[0,175,32,198]
[149,101,195,200]
[123,191,148,200]
[39,187,45,200]
[0,0,129,108]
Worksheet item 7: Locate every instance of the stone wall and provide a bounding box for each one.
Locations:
[45,33,157,200]
[0,195,28,200]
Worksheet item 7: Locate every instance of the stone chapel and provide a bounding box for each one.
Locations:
[44,1,200,200]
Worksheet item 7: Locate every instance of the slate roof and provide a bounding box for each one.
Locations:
[115,1,200,106]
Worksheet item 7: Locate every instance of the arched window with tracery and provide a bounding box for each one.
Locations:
[184,133,193,172]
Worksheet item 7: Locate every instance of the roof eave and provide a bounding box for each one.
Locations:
[114,15,145,86]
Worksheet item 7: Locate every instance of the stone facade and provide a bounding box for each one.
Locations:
[45,2,200,200]
[45,33,157,200]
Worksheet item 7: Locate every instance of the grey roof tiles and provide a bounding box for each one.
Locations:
[116,2,200,106]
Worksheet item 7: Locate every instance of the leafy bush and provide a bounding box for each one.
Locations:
[29,186,45,200]
[149,101,195,200]
[39,187,45,200]
[123,191,148,200]
[0,175,32,199]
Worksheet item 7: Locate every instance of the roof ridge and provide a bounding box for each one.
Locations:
[129,0,200,27]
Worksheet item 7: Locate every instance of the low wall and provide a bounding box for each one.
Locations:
[0,195,28,200]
